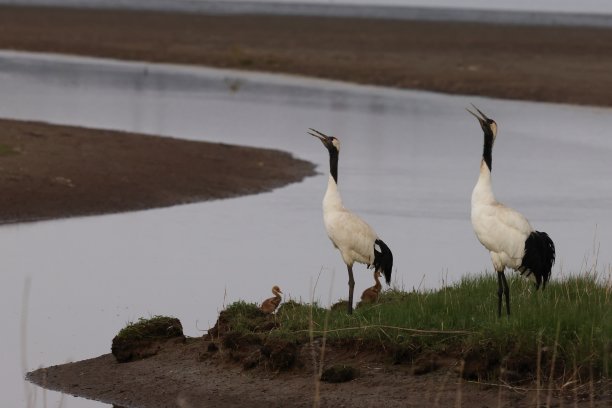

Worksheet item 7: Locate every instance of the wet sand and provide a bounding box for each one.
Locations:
[27,337,611,408]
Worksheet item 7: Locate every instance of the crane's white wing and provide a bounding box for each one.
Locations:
[472,202,532,264]
[324,208,378,266]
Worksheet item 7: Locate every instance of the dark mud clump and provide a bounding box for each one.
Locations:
[204,302,300,371]
[260,338,299,370]
[321,364,359,383]
[460,346,501,381]
[111,316,185,363]
[221,331,264,364]
[391,343,421,365]
[412,351,443,375]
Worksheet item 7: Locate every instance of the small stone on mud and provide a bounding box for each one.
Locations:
[392,343,418,365]
[320,364,358,383]
[412,354,441,375]
[460,348,501,380]
[243,350,262,370]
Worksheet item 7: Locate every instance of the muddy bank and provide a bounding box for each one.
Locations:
[1,6,612,107]
[24,340,514,408]
[27,310,611,408]
[0,119,315,223]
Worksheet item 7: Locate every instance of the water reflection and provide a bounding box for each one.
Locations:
[0,51,611,407]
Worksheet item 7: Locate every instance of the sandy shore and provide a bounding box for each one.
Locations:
[4,5,611,408]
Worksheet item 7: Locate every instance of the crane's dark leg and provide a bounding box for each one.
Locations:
[534,274,542,290]
[347,265,355,314]
[497,269,510,317]
[496,270,503,318]
[501,271,510,316]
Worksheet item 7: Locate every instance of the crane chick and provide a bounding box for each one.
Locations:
[467,105,555,317]
[360,270,383,304]
[260,285,283,314]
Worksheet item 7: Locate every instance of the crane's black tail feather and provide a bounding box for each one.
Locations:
[373,239,393,285]
[521,231,555,289]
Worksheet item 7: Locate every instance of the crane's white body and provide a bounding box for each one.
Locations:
[467,105,555,317]
[471,161,533,273]
[310,129,393,314]
[323,175,378,268]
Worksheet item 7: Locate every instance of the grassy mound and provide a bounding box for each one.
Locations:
[112,315,185,362]
[115,316,184,340]
[210,272,610,385]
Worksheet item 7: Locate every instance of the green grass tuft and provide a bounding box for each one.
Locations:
[116,315,183,341]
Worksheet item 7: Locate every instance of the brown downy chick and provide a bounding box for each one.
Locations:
[260,285,283,314]
[360,270,382,304]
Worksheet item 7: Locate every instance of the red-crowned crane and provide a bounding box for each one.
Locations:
[260,285,283,314]
[309,129,393,314]
[467,105,555,317]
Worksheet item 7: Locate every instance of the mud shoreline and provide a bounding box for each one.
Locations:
[0,119,315,224]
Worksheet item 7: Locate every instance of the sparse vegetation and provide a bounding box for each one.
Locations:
[112,315,185,363]
[115,315,183,341]
[213,272,611,385]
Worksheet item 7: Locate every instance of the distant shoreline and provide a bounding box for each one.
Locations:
[2,0,612,27]
[1,6,612,107]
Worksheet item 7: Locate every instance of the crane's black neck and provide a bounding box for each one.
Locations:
[328,147,339,184]
[482,128,494,172]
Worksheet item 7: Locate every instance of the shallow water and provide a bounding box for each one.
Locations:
[0,51,611,407]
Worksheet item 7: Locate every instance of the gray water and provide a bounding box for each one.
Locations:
[1,51,611,407]
[2,0,612,27]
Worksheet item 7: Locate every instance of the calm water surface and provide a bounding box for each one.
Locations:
[1,51,611,407]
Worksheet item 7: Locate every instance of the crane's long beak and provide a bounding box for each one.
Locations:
[308,128,329,141]
[466,104,490,127]
[308,128,334,148]
[471,104,491,121]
